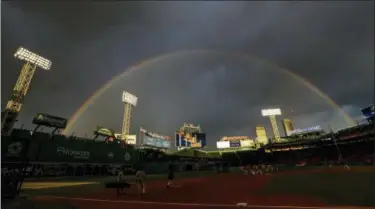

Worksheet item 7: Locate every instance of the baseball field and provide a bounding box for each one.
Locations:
[7,166,375,209]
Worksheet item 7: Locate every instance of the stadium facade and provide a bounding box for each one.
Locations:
[255,126,268,145]
[282,118,294,136]
[2,105,374,180]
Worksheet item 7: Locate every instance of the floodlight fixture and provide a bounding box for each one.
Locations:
[261,108,281,116]
[14,47,52,70]
[122,91,138,106]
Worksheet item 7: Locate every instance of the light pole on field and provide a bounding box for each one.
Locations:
[121,91,138,146]
[261,108,282,142]
[1,47,52,135]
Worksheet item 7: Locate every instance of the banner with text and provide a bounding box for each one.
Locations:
[113,133,137,145]
[140,127,171,149]
[32,113,68,129]
[220,136,250,141]
[229,141,241,148]
[240,140,255,148]
[216,141,230,149]
[287,125,322,135]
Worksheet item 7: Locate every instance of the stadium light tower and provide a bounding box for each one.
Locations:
[121,91,138,143]
[261,108,282,142]
[1,47,52,135]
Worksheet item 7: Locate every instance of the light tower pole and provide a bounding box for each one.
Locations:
[121,91,138,144]
[261,108,282,142]
[1,47,52,135]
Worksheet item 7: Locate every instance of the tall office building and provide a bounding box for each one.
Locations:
[282,118,294,136]
[255,126,268,145]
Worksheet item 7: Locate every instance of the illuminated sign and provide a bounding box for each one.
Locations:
[229,141,241,147]
[32,113,68,129]
[261,108,281,116]
[240,140,255,147]
[178,123,201,133]
[140,127,170,140]
[140,127,171,149]
[220,136,249,141]
[143,135,171,148]
[287,125,322,135]
[114,134,137,145]
[216,141,230,149]
[175,132,206,148]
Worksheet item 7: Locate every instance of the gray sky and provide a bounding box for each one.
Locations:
[2,2,374,148]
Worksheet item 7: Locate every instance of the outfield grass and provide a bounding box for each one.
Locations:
[261,171,375,206]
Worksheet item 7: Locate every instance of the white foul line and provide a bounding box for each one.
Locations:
[36,196,371,209]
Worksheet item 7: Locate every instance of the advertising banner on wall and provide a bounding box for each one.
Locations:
[287,125,322,135]
[229,141,241,148]
[35,138,136,164]
[143,135,171,148]
[220,136,249,141]
[216,141,230,149]
[125,135,137,145]
[240,140,255,148]
[32,113,68,129]
[140,127,171,149]
[56,146,91,160]
[113,134,137,145]
[175,132,206,148]
[216,139,255,149]
[114,133,137,145]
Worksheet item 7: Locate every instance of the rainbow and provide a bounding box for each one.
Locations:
[62,50,355,135]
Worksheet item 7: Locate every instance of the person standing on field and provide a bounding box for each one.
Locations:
[166,161,175,188]
[116,169,125,195]
[135,168,147,194]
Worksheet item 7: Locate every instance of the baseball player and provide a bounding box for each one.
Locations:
[135,168,147,194]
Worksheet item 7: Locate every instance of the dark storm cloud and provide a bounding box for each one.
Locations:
[2,2,373,147]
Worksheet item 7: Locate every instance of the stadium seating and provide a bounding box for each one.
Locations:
[2,123,374,178]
